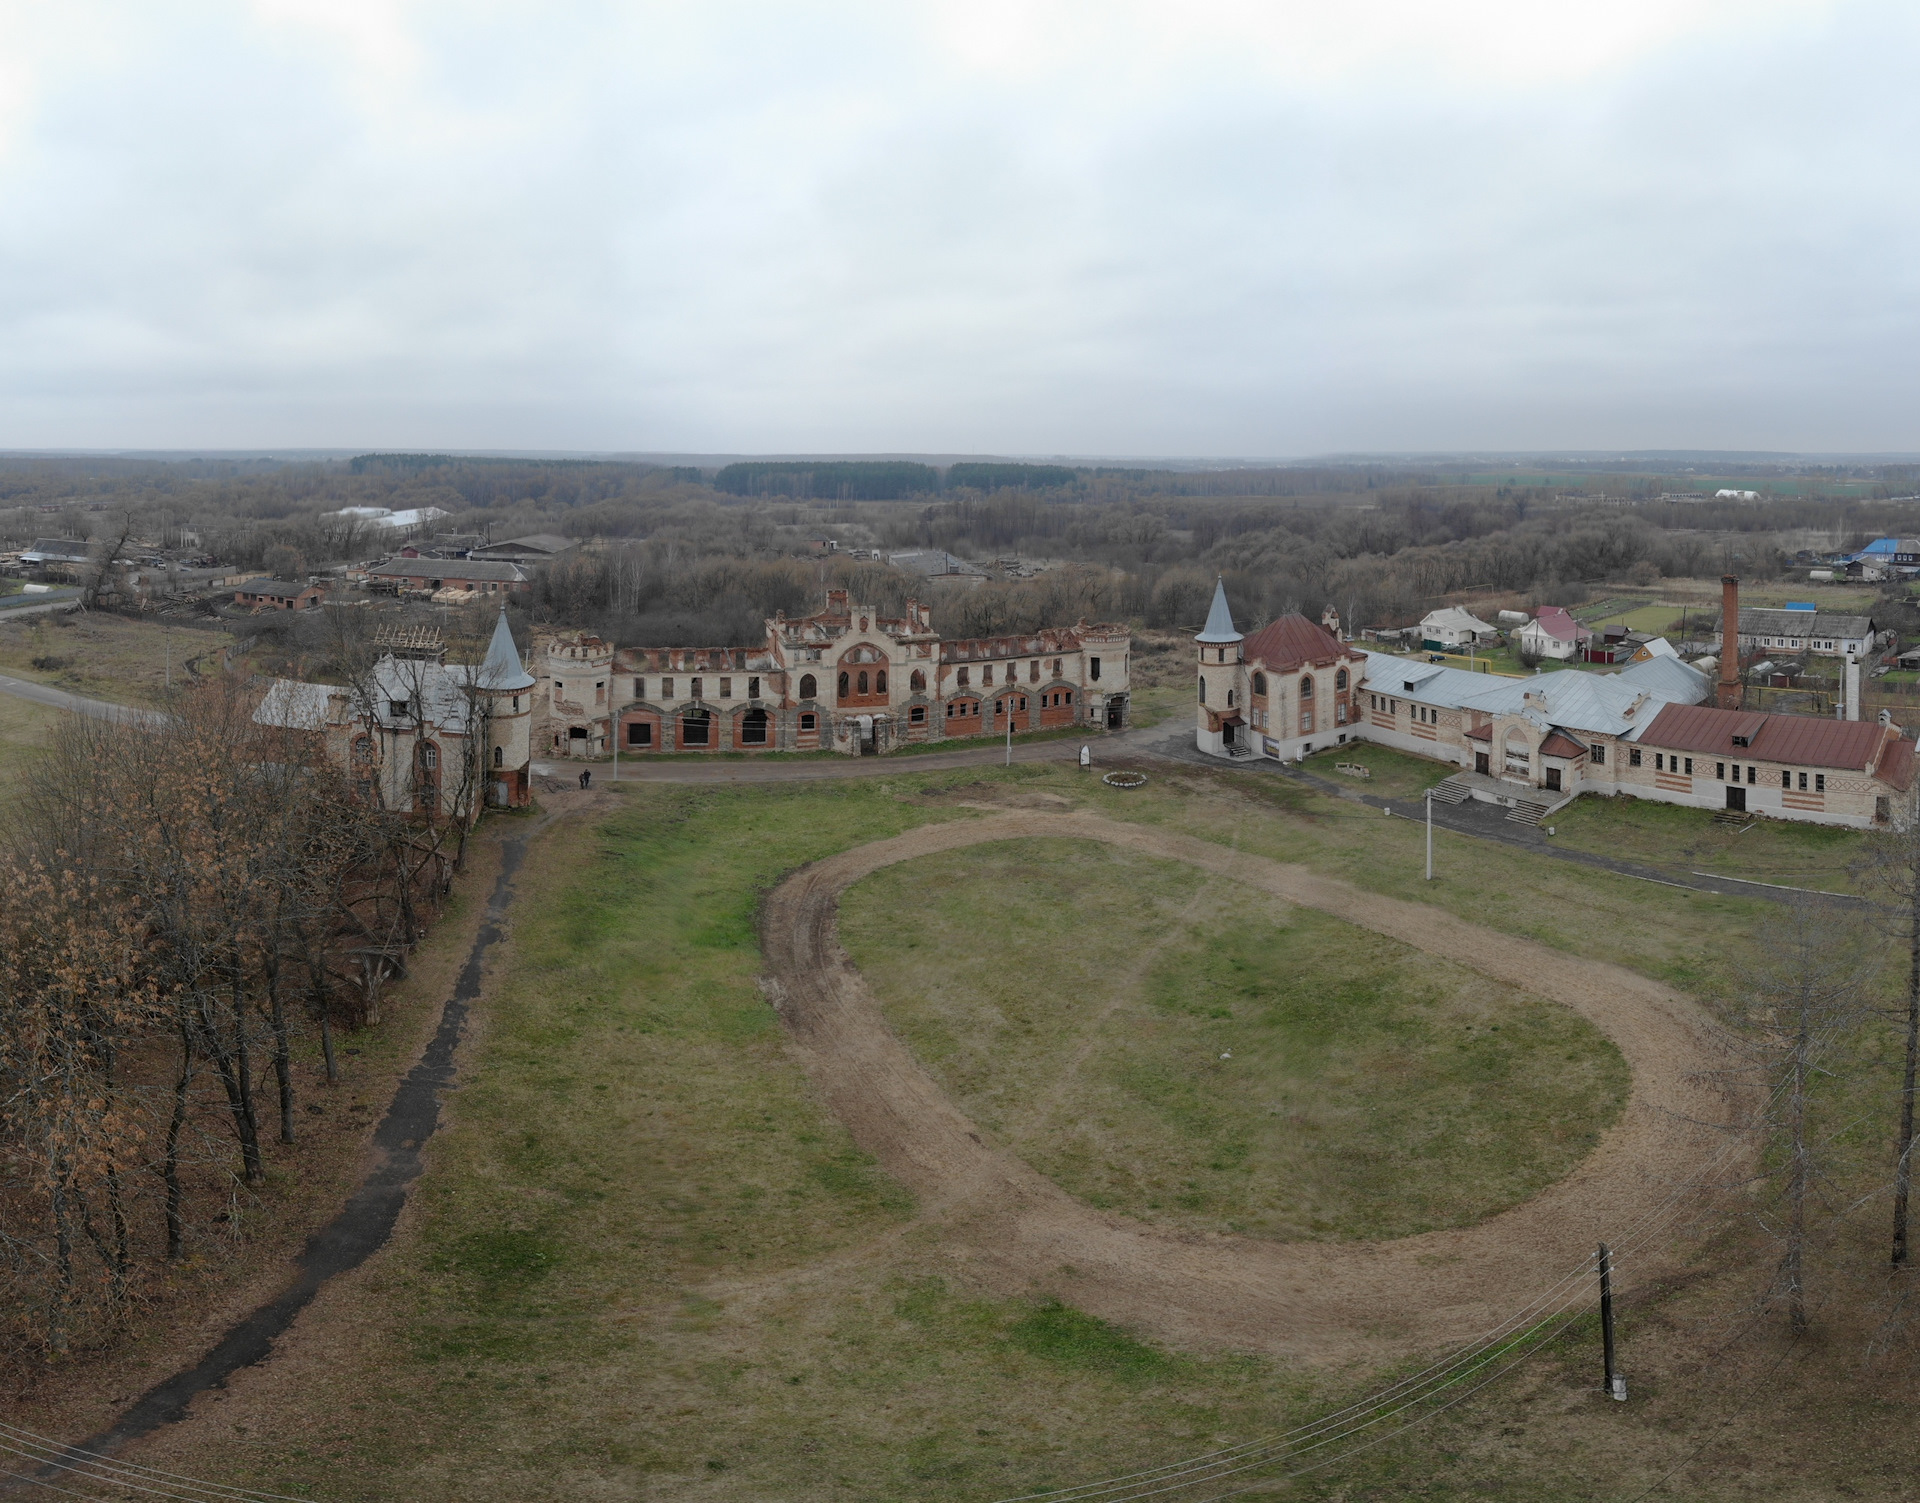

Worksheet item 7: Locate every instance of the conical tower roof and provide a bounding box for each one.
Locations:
[1194,577,1242,644]
[475,608,536,692]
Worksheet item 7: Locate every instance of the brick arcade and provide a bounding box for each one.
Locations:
[541,589,1132,757]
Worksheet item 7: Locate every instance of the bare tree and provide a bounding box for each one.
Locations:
[1730,899,1880,1332]
[1857,817,1920,1267]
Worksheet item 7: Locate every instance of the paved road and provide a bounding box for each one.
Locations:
[0,670,160,725]
[532,727,1155,784]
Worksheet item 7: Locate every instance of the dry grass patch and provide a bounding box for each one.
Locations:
[0,612,230,707]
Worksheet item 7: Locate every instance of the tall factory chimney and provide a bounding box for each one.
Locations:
[1718,575,1743,709]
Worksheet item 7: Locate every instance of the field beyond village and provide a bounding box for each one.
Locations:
[5,749,1911,1503]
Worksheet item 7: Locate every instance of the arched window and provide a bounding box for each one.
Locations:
[418,742,439,771]
[838,671,850,698]
[351,735,374,765]
[1299,676,1314,699]
[857,670,869,694]
[1227,688,1236,706]
[1251,672,1267,696]
[493,746,503,767]
[1335,667,1348,690]
[682,707,712,746]
[799,673,817,700]
[910,669,925,692]
[1199,676,1208,704]
[741,707,769,745]
[875,669,887,694]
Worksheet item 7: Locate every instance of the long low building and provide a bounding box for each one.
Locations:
[542,588,1131,757]
[365,558,532,595]
[1193,580,1917,828]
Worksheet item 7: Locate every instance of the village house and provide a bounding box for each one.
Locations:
[1515,606,1592,662]
[1417,606,1497,650]
[252,610,536,818]
[233,577,325,611]
[540,588,1130,757]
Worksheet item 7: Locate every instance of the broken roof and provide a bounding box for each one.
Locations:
[367,559,529,583]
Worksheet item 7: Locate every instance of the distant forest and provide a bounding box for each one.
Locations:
[4,450,1920,647]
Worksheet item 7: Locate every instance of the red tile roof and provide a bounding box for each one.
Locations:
[1240,614,1362,672]
[1639,702,1906,774]
[1464,723,1492,742]
[1539,731,1585,758]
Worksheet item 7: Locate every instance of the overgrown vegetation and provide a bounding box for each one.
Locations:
[0,682,474,1355]
[12,452,1920,656]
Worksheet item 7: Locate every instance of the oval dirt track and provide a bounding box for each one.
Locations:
[758,810,1736,1366]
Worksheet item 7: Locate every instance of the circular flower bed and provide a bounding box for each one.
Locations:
[1101,770,1148,789]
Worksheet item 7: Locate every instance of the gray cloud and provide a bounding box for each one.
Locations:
[1,1,1916,454]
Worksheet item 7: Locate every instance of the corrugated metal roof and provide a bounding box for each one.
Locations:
[1616,655,1710,704]
[1539,731,1585,758]
[252,680,335,731]
[1638,702,1897,770]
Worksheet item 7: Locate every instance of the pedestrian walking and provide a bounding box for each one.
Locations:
[580,768,591,790]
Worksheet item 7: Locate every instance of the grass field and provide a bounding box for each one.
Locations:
[0,612,230,707]
[1547,793,1868,892]
[127,760,1816,1502]
[101,760,1920,1502]
[1301,740,1454,799]
[843,839,1627,1242]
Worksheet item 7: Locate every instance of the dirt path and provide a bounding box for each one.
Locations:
[758,810,1740,1367]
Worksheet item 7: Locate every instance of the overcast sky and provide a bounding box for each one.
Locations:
[2,1,1917,457]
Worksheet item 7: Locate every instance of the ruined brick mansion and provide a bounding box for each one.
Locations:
[541,588,1131,756]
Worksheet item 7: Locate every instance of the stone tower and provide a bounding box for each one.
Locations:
[1193,576,1245,756]
[475,608,536,806]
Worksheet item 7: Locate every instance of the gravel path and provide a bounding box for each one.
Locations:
[759,809,1741,1366]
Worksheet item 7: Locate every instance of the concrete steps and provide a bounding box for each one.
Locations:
[1505,798,1551,826]
[1428,778,1472,805]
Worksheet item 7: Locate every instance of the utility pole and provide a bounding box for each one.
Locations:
[1425,787,1434,881]
[1599,1243,1626,1401]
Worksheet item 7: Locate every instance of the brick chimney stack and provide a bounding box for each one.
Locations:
[1718,574,1743,709]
